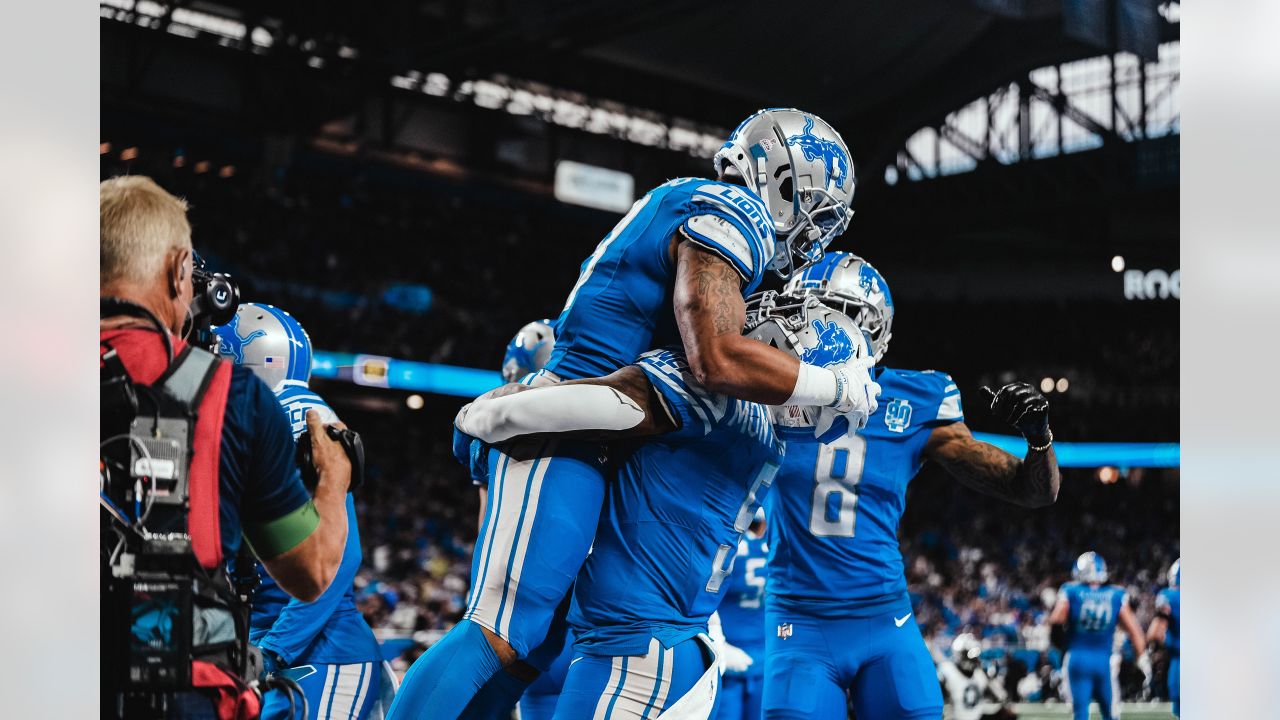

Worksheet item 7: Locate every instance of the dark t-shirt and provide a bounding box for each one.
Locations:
[218,364,314,557]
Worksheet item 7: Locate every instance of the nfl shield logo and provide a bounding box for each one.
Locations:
[884,399,913,433]
[777,623,793,640]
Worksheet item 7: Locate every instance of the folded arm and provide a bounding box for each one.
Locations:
[455,366,678,445]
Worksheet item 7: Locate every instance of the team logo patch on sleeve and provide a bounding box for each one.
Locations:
[777,623,793,639]
[884,398,913,433]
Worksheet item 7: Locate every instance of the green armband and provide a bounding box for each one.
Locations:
[243,500,320,560]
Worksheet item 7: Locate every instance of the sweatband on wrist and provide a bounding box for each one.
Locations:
[784,363,838,407]
[458,383,645,443]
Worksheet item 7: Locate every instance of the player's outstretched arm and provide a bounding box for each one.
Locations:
[672,240,801,403]
[454,365,678,445]
[925,420,1060,508]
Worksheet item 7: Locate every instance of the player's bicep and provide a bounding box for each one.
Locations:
[673,239,749,345]
[678,213,758,288]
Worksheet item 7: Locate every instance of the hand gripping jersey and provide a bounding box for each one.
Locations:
[765,367,963,616]
[249,386,381,669]
[717,533,769,671]
[569,349,785,656]
[546,178,777,381]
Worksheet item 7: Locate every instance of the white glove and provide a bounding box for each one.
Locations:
[814,363,880,439]
[1138,652,1153,685]
[721,642,754,675]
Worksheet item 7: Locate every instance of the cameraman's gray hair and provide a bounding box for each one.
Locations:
[100,176,192,288]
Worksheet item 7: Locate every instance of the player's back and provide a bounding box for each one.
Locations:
[545,178,775,381]
[1157,587,1180,652]
[766,367,963,617]
[568,349,784,656]
[248,384,377,662]
[716,533,768,662]
[1062,582,1126,653]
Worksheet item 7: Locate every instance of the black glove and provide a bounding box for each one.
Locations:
[981,382,1051,445]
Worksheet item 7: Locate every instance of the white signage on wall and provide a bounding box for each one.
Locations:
[1124,269,1180,300]
[554,160,635,213]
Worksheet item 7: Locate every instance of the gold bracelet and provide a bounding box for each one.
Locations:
[1027,429,1054,453]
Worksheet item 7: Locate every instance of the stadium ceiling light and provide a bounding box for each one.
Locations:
[1056,377,1069,393]
[1040,377,1055,393]
[1111,255,1126,272]
[406,394,425,410]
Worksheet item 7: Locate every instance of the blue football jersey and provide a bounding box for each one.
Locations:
[766,367,963,617]
[717,533,769,661]
[568,349,785,656]
[1156,587,1180,654]
[248,385,380,665]
[1060,582,1127,653]
[546,178,777,381]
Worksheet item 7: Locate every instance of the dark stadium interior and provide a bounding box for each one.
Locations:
[101,0,1179,709]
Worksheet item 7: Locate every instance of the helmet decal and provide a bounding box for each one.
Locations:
[214,312,266,365]
[799,318,855,368]
[786,116,852,191]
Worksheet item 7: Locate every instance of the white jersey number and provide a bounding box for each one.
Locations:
[809,432,867,537]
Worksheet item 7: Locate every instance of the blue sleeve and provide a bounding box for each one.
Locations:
[635,349,730,440]
[258,493,362,664]
[921,371,964,427]
[231,367,312,525]
[678,182,776,295]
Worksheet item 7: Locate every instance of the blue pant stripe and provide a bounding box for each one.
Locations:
[324,664,341,719]
[603,655,630,720]
[639,646,665,720]
[492,442,548,632]
[348,662,368,720]
[468,450,512,618]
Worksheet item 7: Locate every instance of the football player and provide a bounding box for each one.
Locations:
[936,634,1014,720]
[389,109,879,719]
[755,252,1062,720]
[444,302,866,718]
[455,319,575,720]
[213,304,387,720]
[1146,558,1179,717]
[712,509,769,720]
[1048,552,1151,720]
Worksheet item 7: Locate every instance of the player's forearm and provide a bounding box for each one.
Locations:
[456,369,670,443]
[935,434,1059,508]
[686,333,800,403]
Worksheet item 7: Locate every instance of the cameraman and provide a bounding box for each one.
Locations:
[100,177,350,612]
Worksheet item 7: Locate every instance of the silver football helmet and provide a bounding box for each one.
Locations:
[212,303,314,391]
[501,319,556,383]
[746,293,873,428]
[714,108,856,279]
[782,251,894,362]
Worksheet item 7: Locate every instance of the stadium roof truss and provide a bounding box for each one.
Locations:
[887,41,1179,184]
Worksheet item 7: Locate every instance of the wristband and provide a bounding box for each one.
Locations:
[784,363,838,407]
[1027,428,1053,453]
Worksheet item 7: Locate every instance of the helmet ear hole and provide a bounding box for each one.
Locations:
[778,176,794,203]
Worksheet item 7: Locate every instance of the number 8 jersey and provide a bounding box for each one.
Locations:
[765,367,963,617]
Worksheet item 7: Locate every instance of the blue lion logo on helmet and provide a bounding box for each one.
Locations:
[799,318,855,367]
[213,312,265,365]
[787,116,851,191]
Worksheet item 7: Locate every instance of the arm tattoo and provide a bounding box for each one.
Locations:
[687,246,745,336]
[929,425,1060,508]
